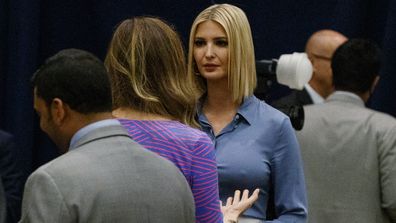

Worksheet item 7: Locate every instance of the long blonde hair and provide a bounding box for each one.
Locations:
[105,17,198,127]
[187,4,257,104]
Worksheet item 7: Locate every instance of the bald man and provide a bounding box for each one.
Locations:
[272,29,348,108]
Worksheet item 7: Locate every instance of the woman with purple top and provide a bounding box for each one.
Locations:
[104,17,222,223]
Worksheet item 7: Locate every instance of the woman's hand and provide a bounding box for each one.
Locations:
[221,188,260,223]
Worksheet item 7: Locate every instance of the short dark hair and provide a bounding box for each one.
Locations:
[32,49,112,114]
[332,39,381,93]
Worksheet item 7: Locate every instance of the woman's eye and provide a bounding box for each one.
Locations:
[194,40,205,47]
[215,40,228,47]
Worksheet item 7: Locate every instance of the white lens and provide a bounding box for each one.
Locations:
[276,52,312,90]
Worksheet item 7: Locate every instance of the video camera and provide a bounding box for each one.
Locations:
[255,53,312,130]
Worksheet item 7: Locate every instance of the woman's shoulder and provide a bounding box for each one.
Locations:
[246,96,289,124]
[169,121,212,142]
[168,122,215,158]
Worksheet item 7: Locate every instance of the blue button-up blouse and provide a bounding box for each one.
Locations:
[198,95,307,222]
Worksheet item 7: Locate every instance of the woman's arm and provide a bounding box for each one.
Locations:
[271,118,308,222]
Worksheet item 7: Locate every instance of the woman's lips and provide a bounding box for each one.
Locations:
[203,64,219,71]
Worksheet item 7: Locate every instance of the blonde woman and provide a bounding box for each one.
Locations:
[187,4,308,222]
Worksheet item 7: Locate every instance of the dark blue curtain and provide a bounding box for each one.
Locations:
[1,0,395,220]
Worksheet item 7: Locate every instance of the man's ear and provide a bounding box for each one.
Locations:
[50,98,67,125]
[308,57,317,77]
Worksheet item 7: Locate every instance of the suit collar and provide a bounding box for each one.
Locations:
[326,91,365,108]
[71,123,131,150]
[304,84,324,104]
[297,88,314,105]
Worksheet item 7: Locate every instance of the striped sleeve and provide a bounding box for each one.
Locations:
[190,134,223,223]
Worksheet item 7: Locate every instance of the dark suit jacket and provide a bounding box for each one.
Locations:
[271,88,313,109]
[0,130,23,223]
[0,180,5,223]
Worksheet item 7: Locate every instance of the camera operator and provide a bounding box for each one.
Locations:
[272,29,347,108]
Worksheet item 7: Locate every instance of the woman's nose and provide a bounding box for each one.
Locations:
[204,45,215,58]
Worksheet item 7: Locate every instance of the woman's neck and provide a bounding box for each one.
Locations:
[112,107,173,121]
[204,80,239,113]
[203,82,240,135]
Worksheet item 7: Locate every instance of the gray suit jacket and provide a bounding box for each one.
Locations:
[19,124,195,223]
[296,92,396,223]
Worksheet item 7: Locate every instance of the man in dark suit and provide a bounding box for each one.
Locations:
[272,29,347,108]
[0,180,5,223]
[19,49,195,222]
[297,39,396,222]
[0,129,23,223]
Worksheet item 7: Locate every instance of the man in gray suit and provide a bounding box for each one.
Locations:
[19,49,195,223]
[297,39,396,222]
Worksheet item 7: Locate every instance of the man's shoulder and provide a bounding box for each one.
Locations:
[0,129,15,159]
[29,134,185,195]
[366,107,396,120]
[30,133,135,179]
[29,122,188,184]
[23,142,194,223]
[0,130,13,145]
[365,108,396,131]
[73,123,133,147]
[0,129,11,138]
[41,128,179,175]
[303,101,396,132]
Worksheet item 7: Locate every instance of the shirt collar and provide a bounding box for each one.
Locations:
[327,91,365,107]
[69,119,120,150]
[197,95,256,126]
[235,96,256,125]
[305,83,324,104]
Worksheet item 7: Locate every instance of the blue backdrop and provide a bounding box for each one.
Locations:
[1,0,395,220]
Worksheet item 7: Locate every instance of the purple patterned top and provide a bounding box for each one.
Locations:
[118,119,222,223]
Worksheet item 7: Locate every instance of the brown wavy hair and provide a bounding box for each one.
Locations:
[105,17,198,127]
